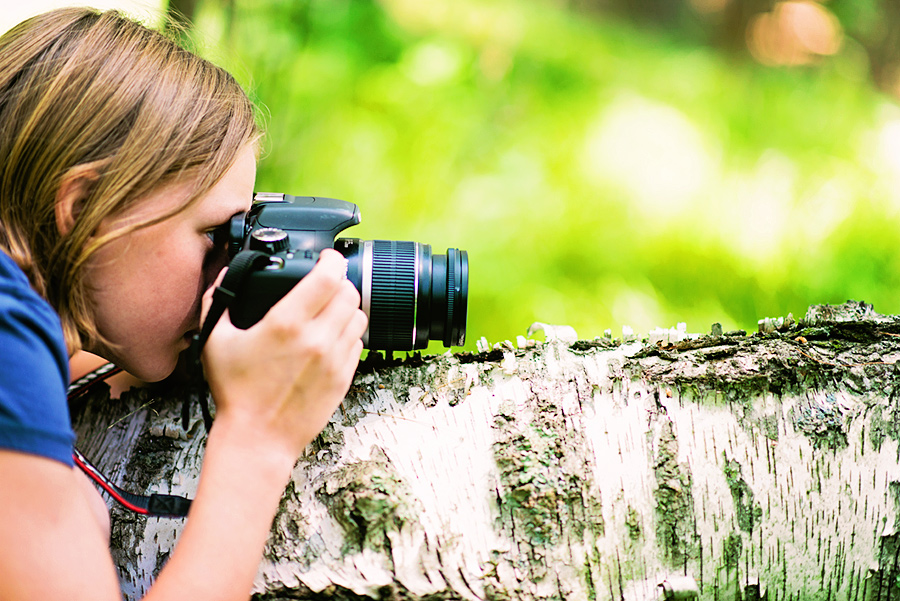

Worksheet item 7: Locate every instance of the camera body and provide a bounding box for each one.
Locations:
[224,193,468,351]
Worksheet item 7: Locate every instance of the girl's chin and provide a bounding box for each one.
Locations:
[114,351,181,384]
[84,339,186,383]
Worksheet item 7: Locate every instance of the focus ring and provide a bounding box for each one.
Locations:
[368,240,416,350]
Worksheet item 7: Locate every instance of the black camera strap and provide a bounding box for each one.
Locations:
[184,250,270,432]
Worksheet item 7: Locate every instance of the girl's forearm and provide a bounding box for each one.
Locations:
[143,416,299,601]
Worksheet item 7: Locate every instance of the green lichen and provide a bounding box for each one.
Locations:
[493,429,564,546]
[723,457,762,533]
[491,383,604,549]
[760,413,779,442]
[793,326,831,340]
[625,506,642,540]
[723,531,742,569]
[866,398,900,453]
[793,393,848,450]
[652,413,696,566]
[870,405,889,452]
[870,528,900,601]
[316,457,418,555]
[582,553,598,601]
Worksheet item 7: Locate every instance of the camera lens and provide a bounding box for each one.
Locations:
[337,239,468,350]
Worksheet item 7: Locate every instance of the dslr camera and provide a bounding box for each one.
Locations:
[220,193,468,351]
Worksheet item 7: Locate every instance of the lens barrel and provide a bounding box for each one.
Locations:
[341,239,468,350]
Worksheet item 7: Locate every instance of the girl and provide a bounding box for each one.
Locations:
[0,6,368,599]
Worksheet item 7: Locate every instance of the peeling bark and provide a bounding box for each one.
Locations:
[71,300,900,600]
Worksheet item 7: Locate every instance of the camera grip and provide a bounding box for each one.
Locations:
[228,250,319,329]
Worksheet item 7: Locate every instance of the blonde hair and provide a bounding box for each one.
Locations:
[0,7,262,352]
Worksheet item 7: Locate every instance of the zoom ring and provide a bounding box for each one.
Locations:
[368,241,416,350]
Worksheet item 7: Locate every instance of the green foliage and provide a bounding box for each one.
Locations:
[193,0,900,350]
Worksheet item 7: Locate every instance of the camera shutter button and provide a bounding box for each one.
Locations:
[249,227,290,254]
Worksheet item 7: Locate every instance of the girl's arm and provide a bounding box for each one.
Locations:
[0,452,123,599]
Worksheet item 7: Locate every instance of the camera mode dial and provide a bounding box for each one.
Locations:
[249,227,290,254]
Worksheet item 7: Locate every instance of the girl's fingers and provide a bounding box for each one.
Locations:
[312,279,361,328]
[266,249,349,323]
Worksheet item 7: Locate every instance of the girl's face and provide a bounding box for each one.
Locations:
[83,145,257,381]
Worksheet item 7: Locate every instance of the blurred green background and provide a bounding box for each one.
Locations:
[10,0,900,351]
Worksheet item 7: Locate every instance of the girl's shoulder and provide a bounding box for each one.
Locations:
[0,250,63,331]
[0,248,74,467]
[0,250,30,289]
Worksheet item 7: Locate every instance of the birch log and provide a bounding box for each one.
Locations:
[71,300,900,601]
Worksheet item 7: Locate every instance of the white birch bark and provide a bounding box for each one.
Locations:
[71,301,900,600]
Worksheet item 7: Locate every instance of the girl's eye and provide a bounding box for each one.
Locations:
[202,224,231,270]
[205,223,228,247]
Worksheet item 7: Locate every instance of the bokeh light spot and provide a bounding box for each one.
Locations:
[581,93,716,219]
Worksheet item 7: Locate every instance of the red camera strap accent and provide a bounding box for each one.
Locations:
[69,364,192,518]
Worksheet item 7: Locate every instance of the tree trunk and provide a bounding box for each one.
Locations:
[71,300,900,601]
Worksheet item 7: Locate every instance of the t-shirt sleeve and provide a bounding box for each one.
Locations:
[0,283,75,466]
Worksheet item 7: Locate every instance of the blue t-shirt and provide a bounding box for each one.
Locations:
[0,251,74,466]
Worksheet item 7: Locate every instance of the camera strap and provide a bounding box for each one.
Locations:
[184,250,271,432]
[69,365,192,518]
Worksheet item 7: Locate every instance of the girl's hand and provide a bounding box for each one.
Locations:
[144,250,366,601]
[199,248,367,460]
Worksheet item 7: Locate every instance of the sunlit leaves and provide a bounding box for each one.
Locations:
[191,0,895,345]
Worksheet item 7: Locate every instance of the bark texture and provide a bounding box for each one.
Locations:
[71,300,900,601]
